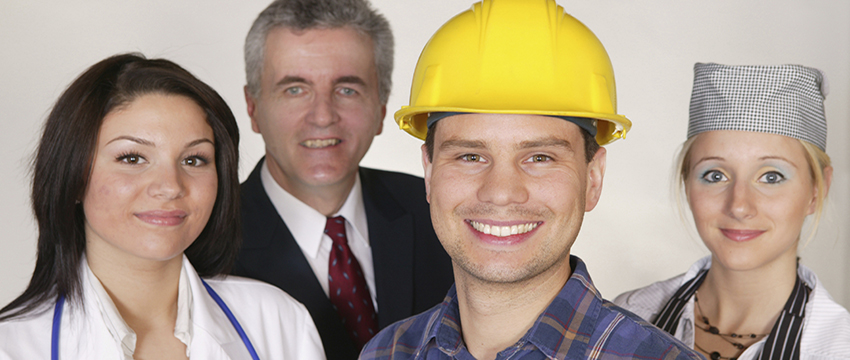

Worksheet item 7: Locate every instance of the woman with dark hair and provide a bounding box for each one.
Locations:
[615,63,850,360]
[0,53,324,359]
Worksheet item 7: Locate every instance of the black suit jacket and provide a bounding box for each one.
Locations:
[233,160,454,360]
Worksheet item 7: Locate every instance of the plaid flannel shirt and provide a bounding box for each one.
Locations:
[360,256,703,360]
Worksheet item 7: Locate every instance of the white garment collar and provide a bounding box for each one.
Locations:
[684,255,818,290]
[260,159,370,258]
[679,255,822,358]
[83,255,194,359]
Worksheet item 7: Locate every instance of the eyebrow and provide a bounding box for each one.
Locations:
[274,75,367,90]
[759,155,798,169]
[334,76,367,87]
[438,139,486,151]
[439,137,574,152]
[106,136,154,147]
[274,75,308,90]
[692,155,799,169]
[186,138,215,148]
[105,136,214,148]
[518,138,573,152]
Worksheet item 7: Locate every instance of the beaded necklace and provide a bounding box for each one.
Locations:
[693,291,768,360]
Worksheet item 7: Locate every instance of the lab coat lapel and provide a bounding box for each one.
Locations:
[185,262,253,360]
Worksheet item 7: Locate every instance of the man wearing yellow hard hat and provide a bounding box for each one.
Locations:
[360,0,703,359]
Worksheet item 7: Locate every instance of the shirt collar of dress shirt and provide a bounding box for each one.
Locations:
[83,255,194,359]
[260,159,369,259]
[427,256,600,359]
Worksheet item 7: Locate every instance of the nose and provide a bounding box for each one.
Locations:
[306,92,339,128]
[477,161,528,206]
[147,163,185,200]
[726,179,756,220]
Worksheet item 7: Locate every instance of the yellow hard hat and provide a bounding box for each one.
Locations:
[395,0,631,145]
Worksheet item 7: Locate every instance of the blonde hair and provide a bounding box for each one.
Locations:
[672,134,831,245]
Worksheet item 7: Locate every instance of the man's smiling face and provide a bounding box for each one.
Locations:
[422,114,605,284]
[247,26,385,195]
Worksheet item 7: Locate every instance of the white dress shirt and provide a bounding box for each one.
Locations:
[614,256,850,360]
[260,161,377,309]
[0,255,326,360]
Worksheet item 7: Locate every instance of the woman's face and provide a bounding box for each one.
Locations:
[686,130,816,272]
[82,93,217,265]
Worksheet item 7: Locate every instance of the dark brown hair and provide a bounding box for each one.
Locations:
[0,53,241,320]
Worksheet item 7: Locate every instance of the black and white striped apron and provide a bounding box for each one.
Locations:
[651,270,811,360]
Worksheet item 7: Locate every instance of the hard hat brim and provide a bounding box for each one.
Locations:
[394,105,631,146]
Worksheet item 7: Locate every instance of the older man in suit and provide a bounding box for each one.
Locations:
[232,0,454,359]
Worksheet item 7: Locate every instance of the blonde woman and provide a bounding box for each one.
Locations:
[615,63,850,360]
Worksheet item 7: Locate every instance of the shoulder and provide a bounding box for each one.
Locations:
[0,306,54,359]
[596,300,703,359]
[360,168,427,197]
[799,274,850,358]
[201,276,326,359]
[361,167,424,184]
[240,159,265,192]
[360,304,443,359]
[359,167,432,220]
[204,275,309,317]
[612,272,687,322]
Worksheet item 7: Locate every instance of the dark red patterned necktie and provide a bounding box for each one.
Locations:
[325,216,378,349]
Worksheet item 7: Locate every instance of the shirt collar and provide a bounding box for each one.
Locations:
[524,256,600,358]
[83,255,193,359]
[260,160,369,258]
[334,174,369,246]
[427,256,601,359]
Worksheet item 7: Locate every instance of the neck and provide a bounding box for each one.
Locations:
[697,253,798,335]
[85,248,183,334]
[454,258,572,360]
[266,157,355,216]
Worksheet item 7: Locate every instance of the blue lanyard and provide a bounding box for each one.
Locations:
[51,279,260,360]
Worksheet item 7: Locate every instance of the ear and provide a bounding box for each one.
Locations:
[584,147,607,212]
[421,143,432,203]
[375,105,386,136]
[244,86,261,134]
[809,165,833,214]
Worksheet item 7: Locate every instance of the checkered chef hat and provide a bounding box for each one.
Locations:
[688,63,828,150]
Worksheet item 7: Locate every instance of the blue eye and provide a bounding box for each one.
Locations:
[759,171,785,184]
[285,86,303,95]
[338,87,356,96]
[700,170,727,183]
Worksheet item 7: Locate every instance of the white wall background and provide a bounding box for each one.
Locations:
[1,1,848,310]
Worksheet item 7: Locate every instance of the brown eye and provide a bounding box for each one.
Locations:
[182,156,207,167]
[117,153,143,164]
[461,154,481,162]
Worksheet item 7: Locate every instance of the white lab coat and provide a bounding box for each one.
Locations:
[614,256,850,360]
[0,256,326,359]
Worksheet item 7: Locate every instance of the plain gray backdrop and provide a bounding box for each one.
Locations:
[1,0,848,310]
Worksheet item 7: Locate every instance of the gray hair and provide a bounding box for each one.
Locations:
[245,0,394,105]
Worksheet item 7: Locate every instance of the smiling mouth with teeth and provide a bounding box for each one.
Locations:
[468,220,539,237]
[301,138,341,148]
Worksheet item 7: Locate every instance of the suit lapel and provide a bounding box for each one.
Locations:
[238,159,359,359]
[360,168,415,328]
